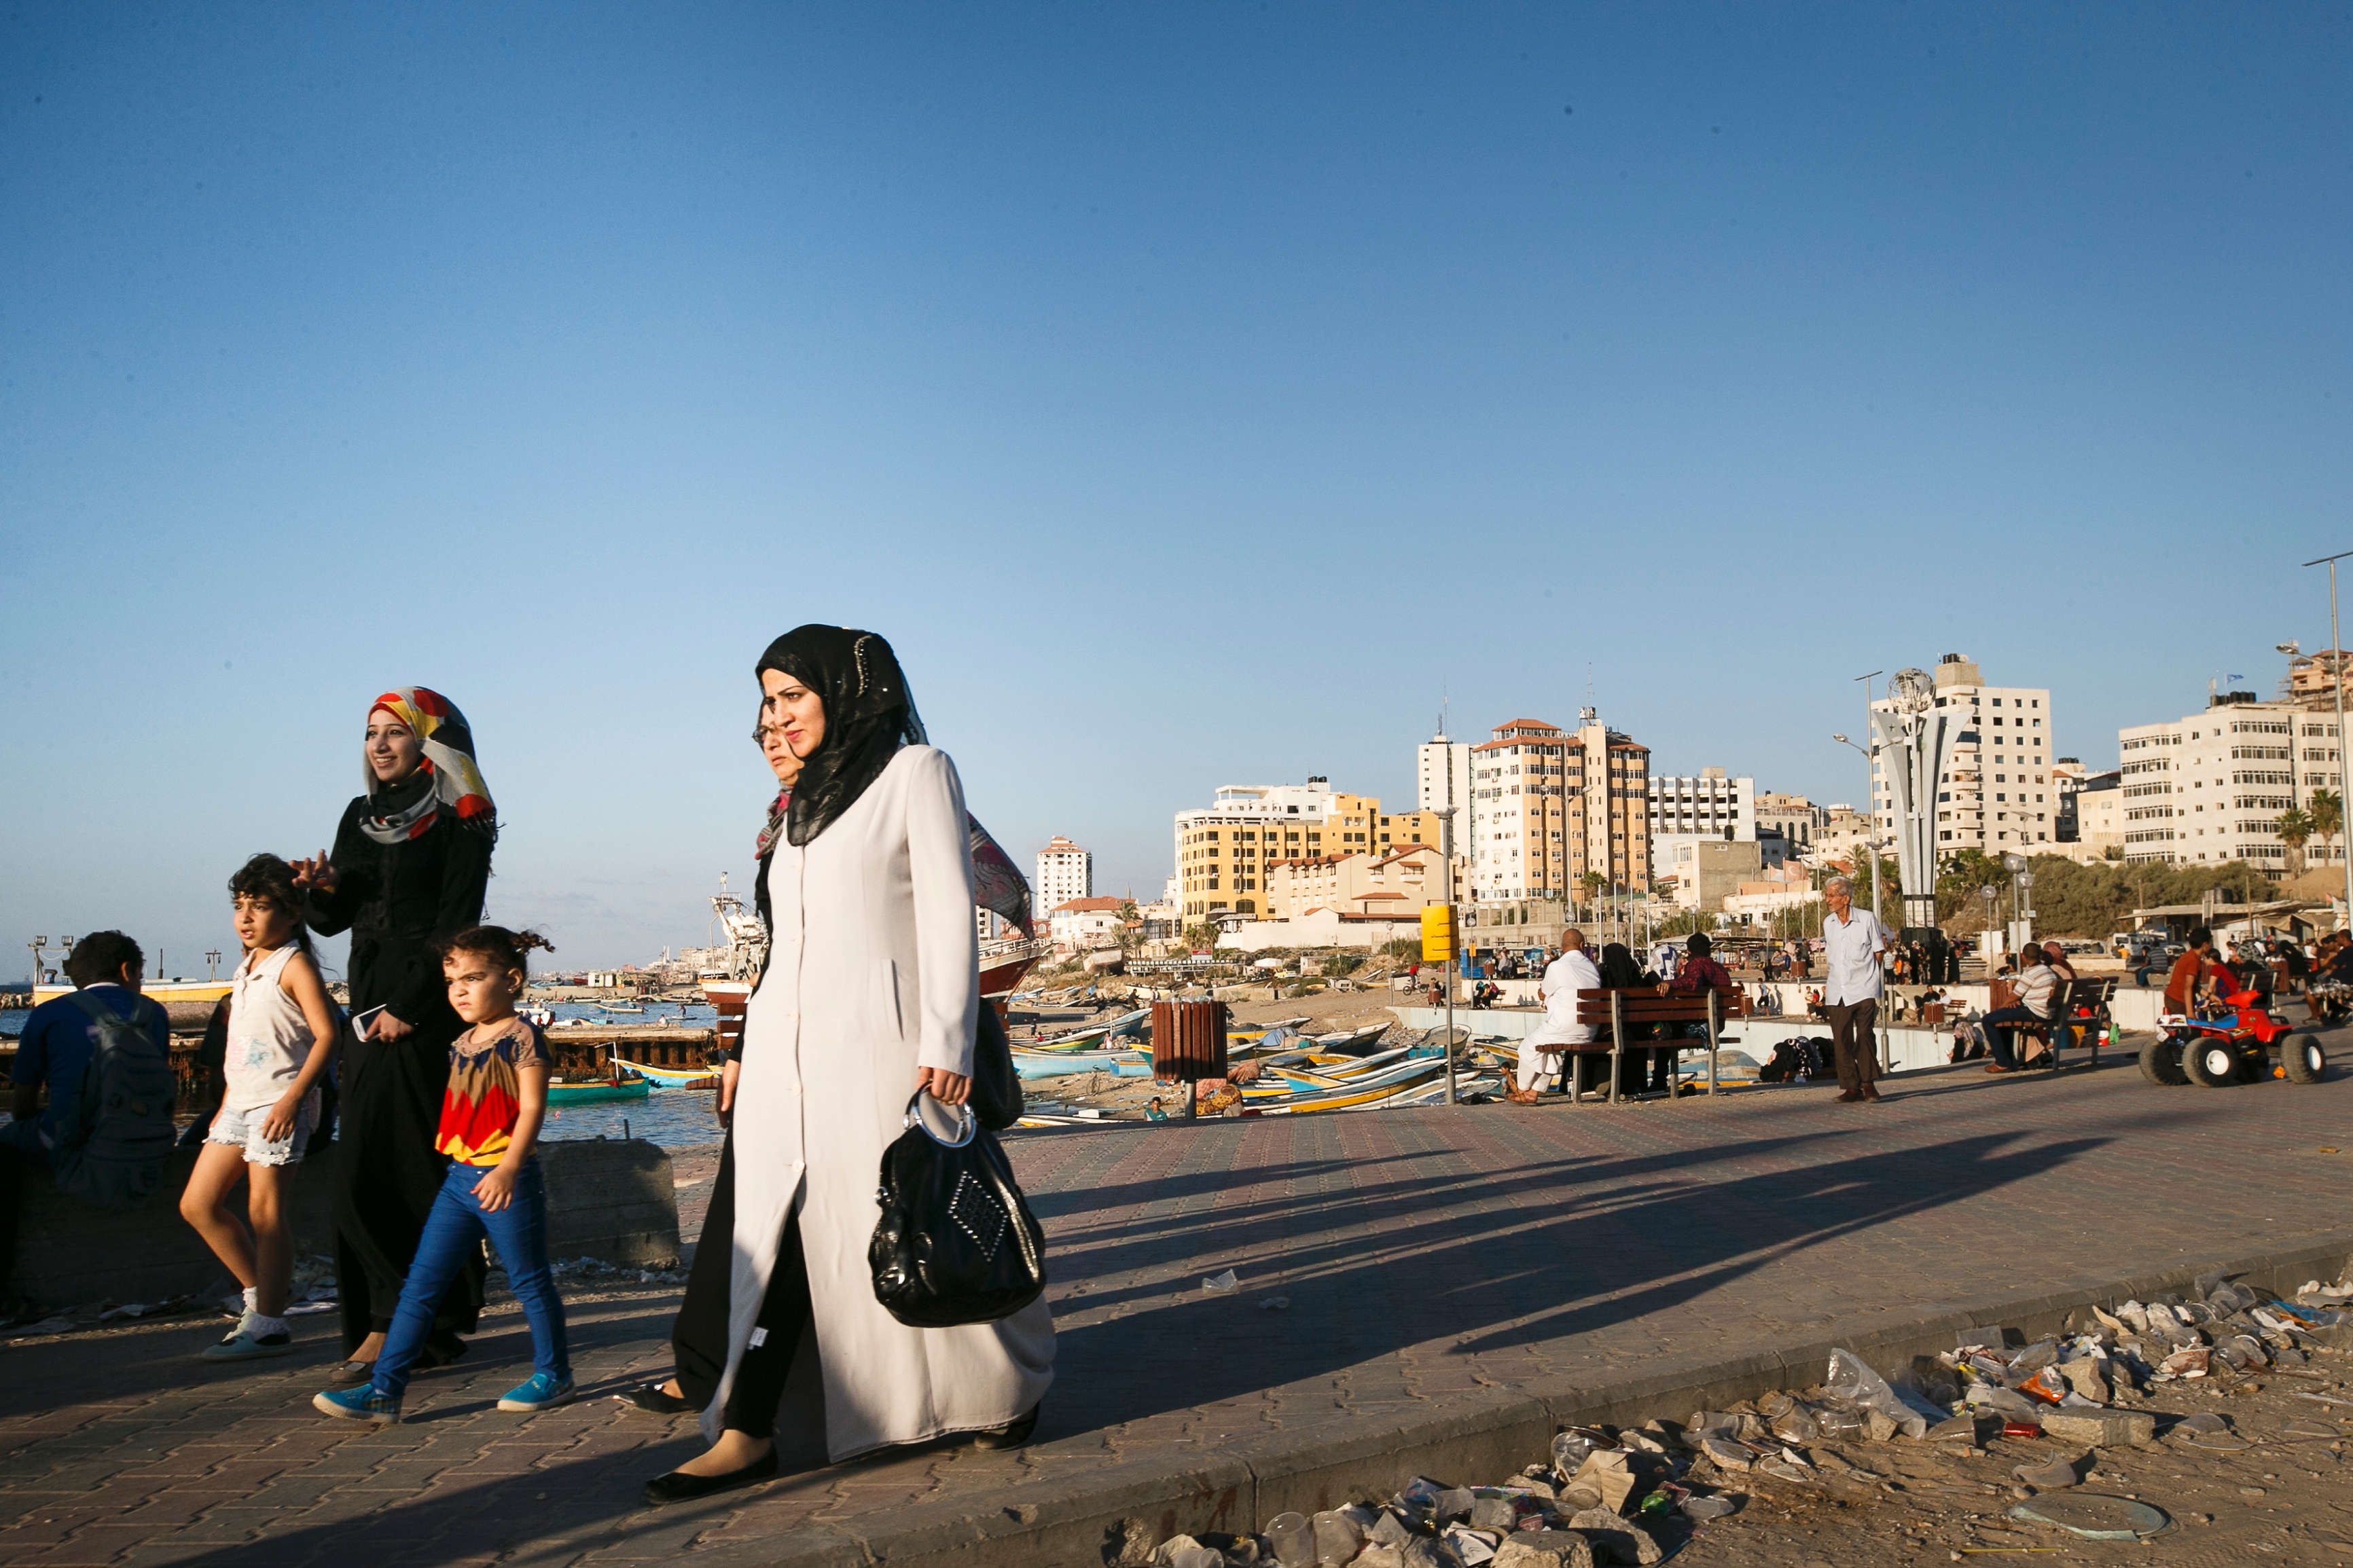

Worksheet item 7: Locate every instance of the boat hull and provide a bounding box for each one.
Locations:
[547,1081,651,1106]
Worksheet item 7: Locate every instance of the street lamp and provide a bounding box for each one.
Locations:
[1832,731,1886,924]
[2298,549,2353,932]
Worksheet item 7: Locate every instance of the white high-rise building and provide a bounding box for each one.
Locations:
[1870,655,2056,856]
[1034,837,1092,918]
[2117,690,2343,868]
[1417,733,1473,824]
[1645,768,1756,841]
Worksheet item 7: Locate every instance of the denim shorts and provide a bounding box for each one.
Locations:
[205,1091,319,1167]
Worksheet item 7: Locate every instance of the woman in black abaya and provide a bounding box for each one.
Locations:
[293,688,495,1382]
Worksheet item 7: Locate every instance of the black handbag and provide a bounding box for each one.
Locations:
[869,1093,1047,1328]
[968,1002,1024,1132]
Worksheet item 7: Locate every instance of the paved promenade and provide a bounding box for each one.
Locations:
[5,1045,2353,1567]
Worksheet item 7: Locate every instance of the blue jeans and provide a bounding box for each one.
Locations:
[374,1159,569,1398]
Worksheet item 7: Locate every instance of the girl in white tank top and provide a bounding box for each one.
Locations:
[227,944,317,1114]
[183,855,344,1365]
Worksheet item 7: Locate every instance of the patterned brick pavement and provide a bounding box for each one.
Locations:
[4,1049,2352,1567]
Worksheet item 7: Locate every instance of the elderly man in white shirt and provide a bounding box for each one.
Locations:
[1820,875,1892,1103]
[1509,930,1602,1104]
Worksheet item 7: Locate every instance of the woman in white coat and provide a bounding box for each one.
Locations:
[643,626,1056,1506]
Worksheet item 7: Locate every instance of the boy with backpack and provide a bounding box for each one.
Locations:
[2,931,177,1294]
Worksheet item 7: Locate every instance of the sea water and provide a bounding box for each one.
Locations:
[0,1000,729,1152]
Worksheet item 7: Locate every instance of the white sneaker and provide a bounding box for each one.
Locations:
[201,1317,295,1362]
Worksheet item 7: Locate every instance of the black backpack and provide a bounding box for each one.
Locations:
[50,991,178,1209]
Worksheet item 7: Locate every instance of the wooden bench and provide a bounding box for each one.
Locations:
[2015,977,2117,1070]
[1559,986,1742,1103]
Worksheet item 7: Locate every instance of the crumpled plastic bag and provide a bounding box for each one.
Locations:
[1826,1347,1930,1439]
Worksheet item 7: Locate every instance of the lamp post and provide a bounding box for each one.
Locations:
[2300,551,2353,931]
[205,949,222,982]
[1831,732,1884,924]
[27,936,46,989]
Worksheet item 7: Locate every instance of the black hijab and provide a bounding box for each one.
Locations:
[1598,943,1649,989]
[756,625,927,850]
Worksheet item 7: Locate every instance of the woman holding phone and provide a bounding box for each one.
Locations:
[293,688,496,1384]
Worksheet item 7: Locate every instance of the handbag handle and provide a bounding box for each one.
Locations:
[902,1091,976,1149]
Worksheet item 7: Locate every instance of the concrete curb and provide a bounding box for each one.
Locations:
[654,1228,2353,1568]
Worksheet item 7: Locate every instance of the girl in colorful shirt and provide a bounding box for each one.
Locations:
[314,924,571,1423]
[182,854,342,1362]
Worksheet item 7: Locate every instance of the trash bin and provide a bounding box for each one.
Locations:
[1151,1000,1229,1120]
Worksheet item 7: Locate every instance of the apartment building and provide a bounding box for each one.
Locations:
[1469,710,1651,902]
[2117,692,2346,867]
[1873,653,2057,853]
[1648,770,1755,841]
[1471,718,1573,901]
[1263,843,1451,921]
[1174,779,1397,918]
[1034,837,1092,919]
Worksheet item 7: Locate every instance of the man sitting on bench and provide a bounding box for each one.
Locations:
[1511,931,1600,1104]
[1981,947,2061,1074]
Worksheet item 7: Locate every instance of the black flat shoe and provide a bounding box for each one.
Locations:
[642,1450,778,1507]
[416,1334,469,1371]
[325,1359,376,1387]
[967,1404,1039,1451]
[614,1381,695,1416]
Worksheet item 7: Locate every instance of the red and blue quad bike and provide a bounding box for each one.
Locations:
[2140,987,2327,1089]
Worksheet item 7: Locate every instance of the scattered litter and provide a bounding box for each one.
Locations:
[285,1302,338,1316]
[1256,1296,1289,1311]
[10,1317,75,1338]
[1201,1270,1239,1294]
[2008,1495,2174,1541]
[96,1302,162,1321]
[548,1255,687,1286]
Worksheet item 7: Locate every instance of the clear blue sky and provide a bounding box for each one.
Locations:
[4,3,2350,974]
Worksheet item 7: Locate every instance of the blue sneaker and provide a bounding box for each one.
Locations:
[312,1385,401,1424]
[497,1372,575,1412]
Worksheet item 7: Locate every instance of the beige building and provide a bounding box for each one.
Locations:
[1034,837,1092,917]
[2118,693,2346,869]
[1469,710,1651,903]
[1658,837,1764,913]
[2286,649,2353,710]
[1755,790,1824,852]
[1263,843,1451,922]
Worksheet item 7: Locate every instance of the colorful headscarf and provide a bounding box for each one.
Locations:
[359,687,496,845]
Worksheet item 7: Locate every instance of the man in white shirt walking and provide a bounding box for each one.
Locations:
[1820,875,1891,1103]
[1510,931,1601,1104]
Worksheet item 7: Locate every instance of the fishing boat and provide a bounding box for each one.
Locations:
[1307,1021,1393,1054]
[1011,1049,1153,1081]
[33,978,231,1029]
[1236,1048,1449,1108]
[1026,1008,1149,1051]
[546,1079,651,1106]
[613,1058,721,1091]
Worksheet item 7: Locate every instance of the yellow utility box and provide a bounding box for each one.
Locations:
[1419,904,1457,963]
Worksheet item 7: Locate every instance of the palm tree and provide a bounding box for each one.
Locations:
[2312,789,2344,876]
[2275,806,2314,877]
